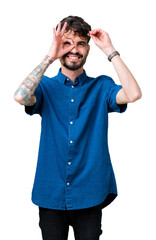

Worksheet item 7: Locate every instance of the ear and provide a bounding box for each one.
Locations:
[87,45,90,55]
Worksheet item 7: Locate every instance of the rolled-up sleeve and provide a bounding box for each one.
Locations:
[25,82,43,116]
[107,78,127,113]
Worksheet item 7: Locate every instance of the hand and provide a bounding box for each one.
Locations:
[48,22,75,61]
[89,29,116,56]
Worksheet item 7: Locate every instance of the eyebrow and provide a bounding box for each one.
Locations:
[77,41,87,45]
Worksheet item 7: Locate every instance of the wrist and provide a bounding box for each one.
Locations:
[108,51,120,62]
[43,55,55,64]
[102,46,116,57]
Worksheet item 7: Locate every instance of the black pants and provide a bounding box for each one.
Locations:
[39,206,103,240]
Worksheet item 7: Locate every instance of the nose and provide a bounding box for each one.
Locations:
[70,44,78,53]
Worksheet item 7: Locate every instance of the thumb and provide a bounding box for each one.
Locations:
[62,42,75,55]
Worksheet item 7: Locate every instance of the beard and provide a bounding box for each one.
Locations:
[60,53,88,71]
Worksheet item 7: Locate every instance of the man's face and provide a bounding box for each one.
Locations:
[60,31,90,71]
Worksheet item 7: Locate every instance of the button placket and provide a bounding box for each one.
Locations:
[69,89,75,146]
[66,85,76,209]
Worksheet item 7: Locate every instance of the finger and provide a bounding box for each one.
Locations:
[89,29,106,36]
[62,37,74,44]
[90,35,99,45]
[90,35,98,42]
[52,27,56,38]
[89,29,103,33]
[56,21,61,33]
[63,44,75,55]
[67,44,75,51]
[62,38,74,52]
[60,22,68,35]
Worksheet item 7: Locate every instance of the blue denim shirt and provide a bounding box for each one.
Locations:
[25,68,127,210]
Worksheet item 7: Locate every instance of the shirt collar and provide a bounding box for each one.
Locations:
[57,68,87,86]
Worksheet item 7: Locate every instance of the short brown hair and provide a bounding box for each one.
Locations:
[56,16,91,43]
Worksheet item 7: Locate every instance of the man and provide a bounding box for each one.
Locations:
[14,16,142,240]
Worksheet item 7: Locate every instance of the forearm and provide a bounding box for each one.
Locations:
[111,55,142,101]
[89,29,142,102]
[101,45,142,102]
[14,55,52,106]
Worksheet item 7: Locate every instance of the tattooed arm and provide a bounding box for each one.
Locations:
[14,21,74,106]
[14,56,52,106]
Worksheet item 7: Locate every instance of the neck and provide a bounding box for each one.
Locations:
[61,65,84,84]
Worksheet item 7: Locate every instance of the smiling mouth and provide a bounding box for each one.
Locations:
[67,55,81,60]
[65,52,83,61]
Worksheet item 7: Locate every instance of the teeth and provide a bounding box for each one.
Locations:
[68,56,79,59]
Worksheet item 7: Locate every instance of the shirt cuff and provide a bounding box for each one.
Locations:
[110,86,127,113]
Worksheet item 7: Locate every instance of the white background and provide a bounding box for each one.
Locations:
[0,0,156,239]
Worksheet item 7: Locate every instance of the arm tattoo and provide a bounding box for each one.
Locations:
[14,55,52,106]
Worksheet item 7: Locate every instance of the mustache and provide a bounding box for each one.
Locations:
[63,52,83,58]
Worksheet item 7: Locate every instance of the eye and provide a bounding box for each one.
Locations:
[64,42,71,45]
[79,43,84,46]
[78,42,87,47]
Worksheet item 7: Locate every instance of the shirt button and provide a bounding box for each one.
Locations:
[70,140,73,144]
[67,78,69,81]
[70,121,73,124]
[72,85,74,88]
[68,162,71,165]
[71,99,74,102]
[67,182,70,185]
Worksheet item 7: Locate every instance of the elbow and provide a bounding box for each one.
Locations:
[129,90,142,103]
[14,93,24,105]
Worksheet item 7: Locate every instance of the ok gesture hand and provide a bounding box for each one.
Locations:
[48,22,75,61]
